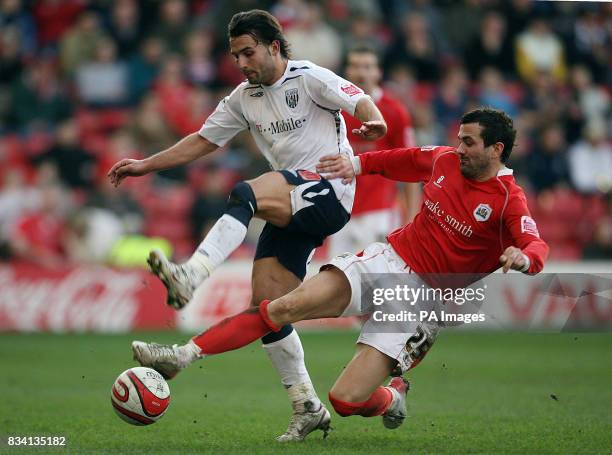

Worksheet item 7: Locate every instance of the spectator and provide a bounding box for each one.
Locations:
[184,29,216,86]
[59,11,106,75]
[10,183,69,267]
[582,217,612,260]
[10,57,72,130]
[154,55,194,135]
[0,26,22,86]
[521,70,569,130]
[440,0,483,53]
[0,169,41,259]
[170,88,215,136]
[128,37,166,103]
[568,119,612,195]
[569,65,610,124]
[464,11,516,80]
[190,165,235,241]
[477,67,518,117]
[411,102,444,147]
[152,0,191,54]
[432,64,468,128]
[75,37,129,107]
[571,9,608,83]
[33,0,85,49]
[285,1,343,71]
[129,93,176,157]
[0,0,37,57]
[33,119,96,189]
[341,12,385,57]
[515,17,567,84]
[106,0,144,58]
[64,207,124,263]
[384,12,440,82]
[527,124,571,193]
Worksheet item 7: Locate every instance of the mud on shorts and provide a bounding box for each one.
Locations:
[254,170,350,280]
[322,242,440,373]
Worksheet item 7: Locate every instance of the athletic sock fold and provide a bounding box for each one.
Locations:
[328,387,393,417]
[191,300,279,355]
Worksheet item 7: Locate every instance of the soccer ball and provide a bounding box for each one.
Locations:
[111,367,171,425]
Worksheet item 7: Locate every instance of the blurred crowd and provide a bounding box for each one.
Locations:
[0,0,611,267]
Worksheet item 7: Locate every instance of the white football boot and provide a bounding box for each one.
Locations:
[147,248,207,310]
[276,399,332,442]
[132,341,198,379]
[382,377,410,429]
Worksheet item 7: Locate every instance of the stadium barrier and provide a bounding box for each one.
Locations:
[1,261,611,333]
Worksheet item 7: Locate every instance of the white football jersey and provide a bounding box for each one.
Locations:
[199,59,366,212]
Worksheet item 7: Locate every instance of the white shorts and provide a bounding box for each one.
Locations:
[324,242,439,372]
[327,209,399,259]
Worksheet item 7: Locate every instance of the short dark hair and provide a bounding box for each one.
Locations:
[228,10,291,59]
[346,45,380,63]
[460,108,516,163]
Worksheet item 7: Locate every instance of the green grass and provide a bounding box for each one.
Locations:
[1,331,611,454]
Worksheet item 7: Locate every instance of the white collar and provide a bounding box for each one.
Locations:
[497,166,514,176]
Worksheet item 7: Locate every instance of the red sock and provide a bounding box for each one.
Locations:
[328,387,393,417]
[192,300,280,355]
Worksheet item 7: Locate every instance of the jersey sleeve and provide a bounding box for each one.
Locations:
[199,85,248,147]
[303,66,366,116]
[358,146,454,183]
[503,190,549,274]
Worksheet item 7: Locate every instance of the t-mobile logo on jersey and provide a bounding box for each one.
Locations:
[256,117,307,135]
[424,198,473,238]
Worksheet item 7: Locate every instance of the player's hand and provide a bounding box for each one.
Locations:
[352,120,387,141]
[499,246,528,273]
[107,158,149,187]
[316,154,355,184]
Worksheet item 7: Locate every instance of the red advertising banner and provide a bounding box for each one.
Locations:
[0,262,174,332]
[1,261,610,332]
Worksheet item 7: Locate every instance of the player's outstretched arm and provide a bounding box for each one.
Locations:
[316,154,355,184]
[107,133,218,187]
[352,96,387,141]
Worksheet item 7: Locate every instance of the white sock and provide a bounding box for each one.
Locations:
[263,330,321,411]
[175,340,202,368]
[186,214,248,274]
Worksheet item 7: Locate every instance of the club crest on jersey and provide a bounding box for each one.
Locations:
[473,203,492,222]
[285,88,299,108]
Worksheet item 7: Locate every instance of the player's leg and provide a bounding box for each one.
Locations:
[327,343,409,429]
[327,312,439,430]
[131,267,351,375]
[148,171,294,309]
[132,242,388,376]
[248,259,350,441]
[328,209,395,259]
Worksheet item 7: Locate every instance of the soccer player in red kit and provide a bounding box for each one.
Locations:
[133,108,549,435]
[330,46,418,256]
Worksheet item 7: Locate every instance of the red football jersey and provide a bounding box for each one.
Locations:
[343,89,414,215]
[358,146,549,274]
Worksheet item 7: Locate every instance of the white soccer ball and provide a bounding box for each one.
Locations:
[111,367,171,425]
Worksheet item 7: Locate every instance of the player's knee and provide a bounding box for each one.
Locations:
[328,384,360,404]
[226,181,257,227]
[266,295,299,326]
[328,391,358,417]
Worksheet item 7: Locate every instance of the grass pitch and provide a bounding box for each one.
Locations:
[1,330,611,454]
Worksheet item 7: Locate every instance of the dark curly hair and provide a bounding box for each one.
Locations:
[228,10,291,59]
[461,108,516,163]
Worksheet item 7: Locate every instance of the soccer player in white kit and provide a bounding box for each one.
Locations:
[107,10,386,441]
